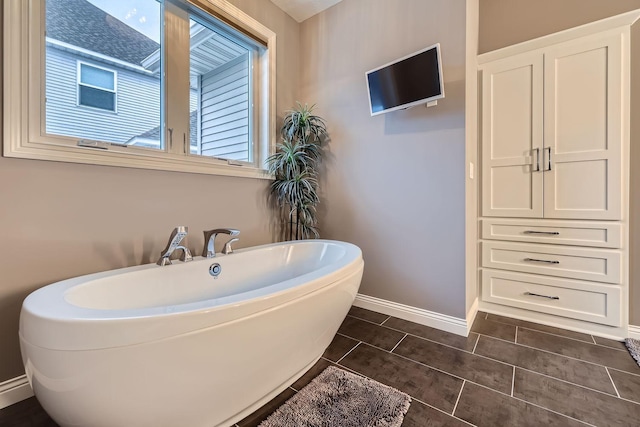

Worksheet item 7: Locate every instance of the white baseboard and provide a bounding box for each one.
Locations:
[0,375,33,409]
[466,297,479,335]
[629,325,640,340]
[353,294,469,337]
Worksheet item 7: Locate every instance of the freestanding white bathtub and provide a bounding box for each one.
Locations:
[19,239,363,427]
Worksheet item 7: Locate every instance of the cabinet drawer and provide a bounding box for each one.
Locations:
[481,269,621,326]
[481,241,621,284]
[481,219,622,248]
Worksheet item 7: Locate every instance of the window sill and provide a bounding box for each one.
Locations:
[3,140,273,180]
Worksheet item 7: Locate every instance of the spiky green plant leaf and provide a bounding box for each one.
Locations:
[268,103,327,240]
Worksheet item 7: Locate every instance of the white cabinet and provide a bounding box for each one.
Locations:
[542,33,623,220]
[482,240,622,284]
[482,33,623,220]
[481,218,623,248]
[482,269,621,327]
[482,51,543,218]
[477,13,636,336]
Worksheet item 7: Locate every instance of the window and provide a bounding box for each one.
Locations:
[77,63,117,111]
[4,0,276,178]
[44,0,162,146]
[189,17,255,162]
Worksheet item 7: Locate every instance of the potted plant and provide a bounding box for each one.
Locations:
[267,103,328,240]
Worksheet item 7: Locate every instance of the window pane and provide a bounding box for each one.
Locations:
[189,18,252,161]
[79,85,115,110]
[45,0,162,148]
[80,64,115,90]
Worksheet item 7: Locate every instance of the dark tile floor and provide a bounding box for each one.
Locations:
[2,308,639,426]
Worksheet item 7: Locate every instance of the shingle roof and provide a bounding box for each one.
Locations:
[46,0,159,65]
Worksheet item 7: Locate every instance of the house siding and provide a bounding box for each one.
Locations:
[199,53,250,161]
[45,46,161,144]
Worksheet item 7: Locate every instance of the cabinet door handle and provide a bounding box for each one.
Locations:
[544,147,552,171]
[525,292,560,300]
[524,257,560,264]
[523,230,560,235]
[533,148,540,172]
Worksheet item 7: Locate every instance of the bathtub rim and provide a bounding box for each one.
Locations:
[20,239,364,351]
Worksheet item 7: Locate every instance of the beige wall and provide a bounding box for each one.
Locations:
[479,0,640,325]
[300,0,468,318]
[479,0,640,54]
[0,1,300,382]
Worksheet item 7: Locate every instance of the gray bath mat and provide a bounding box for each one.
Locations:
[626,338,640,367]
[259,366,411,427]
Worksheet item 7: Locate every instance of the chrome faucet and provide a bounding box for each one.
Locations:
[202,228,240,258]
[157,226,193,266]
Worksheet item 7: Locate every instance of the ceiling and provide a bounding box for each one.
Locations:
[270,0,343,22]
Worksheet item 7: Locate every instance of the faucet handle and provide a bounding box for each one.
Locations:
[222,237,239,255]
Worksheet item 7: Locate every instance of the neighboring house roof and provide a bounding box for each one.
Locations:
[46,0,159,66]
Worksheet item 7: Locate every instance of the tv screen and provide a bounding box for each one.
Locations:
[366,43,444,116]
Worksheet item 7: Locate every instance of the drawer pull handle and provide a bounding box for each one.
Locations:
[525,292,560,300]
[524,258,560,264]
[523,231,560,235]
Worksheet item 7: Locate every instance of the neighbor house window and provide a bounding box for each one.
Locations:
[3,0,276,179]
[77,62,117,111]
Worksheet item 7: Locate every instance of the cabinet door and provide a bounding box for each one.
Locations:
[481,52,544,218]
[543,33,623,220]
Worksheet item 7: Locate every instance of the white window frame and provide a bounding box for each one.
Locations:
[76,61,117,112]
[3,0,276,179]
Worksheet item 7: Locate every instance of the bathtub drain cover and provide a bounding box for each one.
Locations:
[209,263,221,277]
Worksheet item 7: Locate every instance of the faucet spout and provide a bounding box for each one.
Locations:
[157,226,193,266]
[202,228,240,258]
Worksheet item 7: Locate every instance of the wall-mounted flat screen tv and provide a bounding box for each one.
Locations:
[366,43,444,116]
